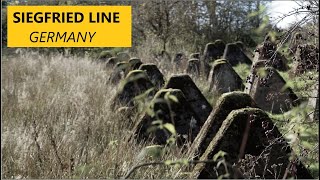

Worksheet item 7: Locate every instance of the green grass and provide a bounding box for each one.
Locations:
[271,104,319,178]
[233,63,251,83]
[279,70,318,98]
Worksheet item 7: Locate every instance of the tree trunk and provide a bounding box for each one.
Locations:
[255,0,261,28]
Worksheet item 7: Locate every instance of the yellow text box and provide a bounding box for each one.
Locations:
[7,6,132,47]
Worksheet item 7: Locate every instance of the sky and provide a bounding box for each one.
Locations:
[5,0,310,29]
[267,1,309,28]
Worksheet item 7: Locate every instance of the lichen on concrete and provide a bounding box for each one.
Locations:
[188,91,256,161]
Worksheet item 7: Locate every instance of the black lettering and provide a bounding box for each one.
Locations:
[89,12,94,23]
[44,12,51,23]
[52,12,60,23]
[39,32,46,42]
[30,31,39,42]
[66,12,73,23]
[66,32,75,42]
[89,32,96,42]
[56,32,67,42]
[96,12,99,23]
[34,12,43,23]
[21,12,25,22]
[77,32,86,42]
[114,12,120,23]
[47,32,55,42]
[61,12,65,23]
[102,12,111,23]
[26,12,33,23]
[13,12,20,23]
[75,12,84,23]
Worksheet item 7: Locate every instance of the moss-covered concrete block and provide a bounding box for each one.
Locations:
[223,43,252,66]
[252,36,288,71]
[191,108,312,179]
[109,61,130,84]
[116,52,130,62]
[189,52,200,59]
[208,59,244,95]
[188,91,256,160]
[98,50,113,62]
[129,57,143,70]
[139,63,165,89]
[246,66,299,114]
[202,41,226,78]
[292,44,319,74]
[165,74,212,126]
[131,88,201,145]
[105,57,118,69]
[235,41,254,60]
[111,70,155,109]
[186,59,201,77]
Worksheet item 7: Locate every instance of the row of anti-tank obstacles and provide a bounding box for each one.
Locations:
[96,37,318,179]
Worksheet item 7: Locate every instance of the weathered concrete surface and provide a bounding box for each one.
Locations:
[105,57,118,69]
[208,59,244,95]
[109,62,130,84]
[111,70,155,109]
[190,53,200,59]
[129,58,143,70]
[98,50,113,63]
[131,89,201,145]
[235,41,245,49]
[235,41,254,61]
[116,52,130,62]
[203,41,225,62]
[292,44,319,74]
[165,74,212,126]
[139,63,165,89]
[289,32,305,55]
[187,92,256,160]
[203,40,226,77]
[191,108,313,179]
[186,59,201,77]
[223,43,252,66]
[246,66,299,114]
[253,36,288,71]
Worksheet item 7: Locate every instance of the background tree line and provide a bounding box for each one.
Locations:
[130,0,266,53]
[2,0,269,53]
[2,0,318,57]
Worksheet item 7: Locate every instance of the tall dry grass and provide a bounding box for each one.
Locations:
[1,51,198,179]
[2,47,318,178]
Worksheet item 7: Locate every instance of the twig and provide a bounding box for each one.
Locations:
[238,112,253,160]
[269,13,313,67]
[123,159,216,179]
[246,107,317,178]
[47,126,64,172]
[32,120,44,174]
